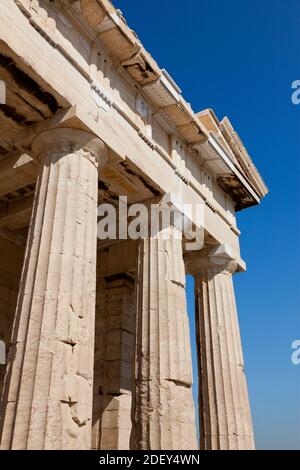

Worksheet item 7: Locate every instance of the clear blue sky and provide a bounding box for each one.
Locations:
[114,0,300,449]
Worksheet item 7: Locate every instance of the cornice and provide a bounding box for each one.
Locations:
[13,0,267,211]
[68,0,267,210]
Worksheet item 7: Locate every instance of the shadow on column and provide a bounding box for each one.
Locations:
[92,252,136,450]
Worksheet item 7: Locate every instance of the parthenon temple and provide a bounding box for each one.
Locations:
[0,0,268,450]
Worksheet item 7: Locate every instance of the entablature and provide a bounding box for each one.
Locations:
[10,0,267,212]
[0,0,267,248]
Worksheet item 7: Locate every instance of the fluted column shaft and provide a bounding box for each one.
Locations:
[192,248,255,450]
[93,268,136,450]
[132,227,197,450]
[0,128,107,450]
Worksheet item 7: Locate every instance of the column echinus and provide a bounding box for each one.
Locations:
[0,128,108,450]
[189,244,255,450]
[132,225,198,450]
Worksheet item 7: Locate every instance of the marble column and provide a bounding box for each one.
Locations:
[0,128,108,450]
[132,226,197,450]
[93,267,136,450]
[190,245,255,450]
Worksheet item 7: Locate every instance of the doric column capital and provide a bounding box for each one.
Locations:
[31,127,108,169]
[188,244,239,276]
